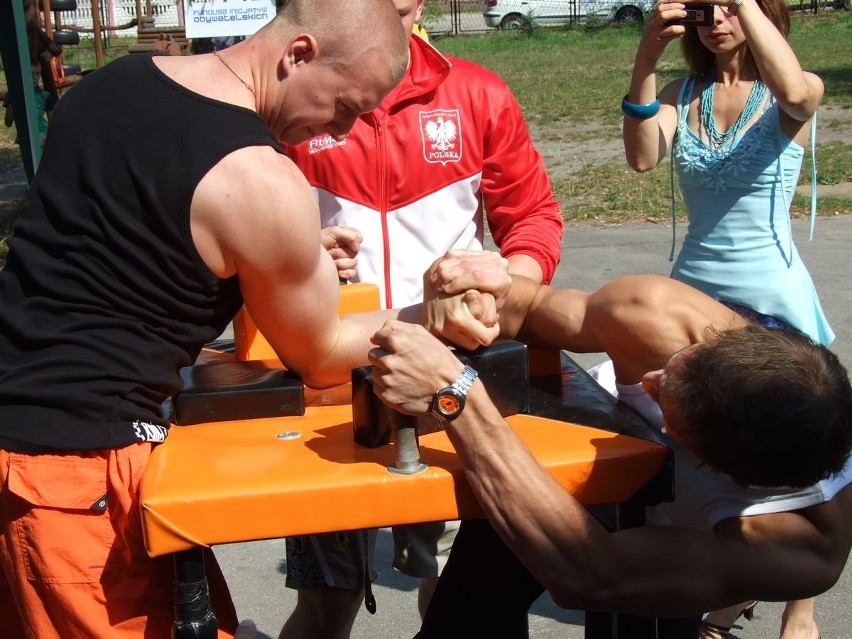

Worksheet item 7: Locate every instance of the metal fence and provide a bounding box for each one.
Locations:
[424,0,491,36]
[56,0,181,36]
[51,0,850,41]
[57,0,491,37]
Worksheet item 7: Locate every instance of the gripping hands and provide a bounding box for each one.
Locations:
[422,249,512,351]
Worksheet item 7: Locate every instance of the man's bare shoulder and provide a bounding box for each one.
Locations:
[717,483,852,555]
[198,145,313,217]
[191,146,318,277]
[702,484,852,599]
[209,145,308,186]
[593,275,740,327]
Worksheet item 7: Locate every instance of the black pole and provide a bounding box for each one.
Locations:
[172,548,218,639]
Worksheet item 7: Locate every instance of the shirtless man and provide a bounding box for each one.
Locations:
[365,268,852,637]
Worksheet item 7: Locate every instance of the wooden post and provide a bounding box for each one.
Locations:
[90,0,104,67]
[41,0,55,38]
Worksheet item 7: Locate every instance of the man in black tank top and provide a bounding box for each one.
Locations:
[0,1,503,636]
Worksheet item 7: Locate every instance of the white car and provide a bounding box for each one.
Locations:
[483,0,652,28]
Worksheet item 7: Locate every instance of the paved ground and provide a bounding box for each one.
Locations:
[1,156,851,638]
[215,216,852,639]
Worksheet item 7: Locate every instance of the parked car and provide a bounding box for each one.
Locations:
[483,0,652,28]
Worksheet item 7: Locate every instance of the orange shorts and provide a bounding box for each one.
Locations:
[0,443,238,638]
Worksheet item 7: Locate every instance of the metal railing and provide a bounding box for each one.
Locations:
[59,0,492,38]
[56,0,181,36]
[424,0,496,36]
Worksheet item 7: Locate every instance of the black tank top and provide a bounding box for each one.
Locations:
[0,54,281,451]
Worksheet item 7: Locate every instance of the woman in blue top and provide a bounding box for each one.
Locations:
[623,0,831,347]
[622,0,829,637]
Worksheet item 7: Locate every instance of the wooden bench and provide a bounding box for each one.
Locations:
[129,19,190,55]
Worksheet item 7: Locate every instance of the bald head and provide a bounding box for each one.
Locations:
[269,0,408,85]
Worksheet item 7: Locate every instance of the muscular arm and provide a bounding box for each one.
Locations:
[191,147,414,388]
[369,323,852,616]
[449,387,849,615]
[192,149,505,386]
[459,272,746,384]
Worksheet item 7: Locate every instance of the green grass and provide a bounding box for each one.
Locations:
[436,10,852,117]
[57,35,137,71]
[435,10,852,221]
[554,163,682,223]
[808,140,852,186]
[551,138,852,223]
[437,23,667,127]
[791,10,852,103]
[1,10,851,225]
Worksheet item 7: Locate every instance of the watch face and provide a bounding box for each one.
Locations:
[432,367,476,422]
[433,387,465,420]
[436,392,461,417]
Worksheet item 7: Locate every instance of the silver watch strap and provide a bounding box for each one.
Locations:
[452,365,478,396]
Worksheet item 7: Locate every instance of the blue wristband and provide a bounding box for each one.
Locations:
[621,94,661,120]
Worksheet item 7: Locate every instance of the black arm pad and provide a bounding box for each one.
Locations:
[352,340,530,448]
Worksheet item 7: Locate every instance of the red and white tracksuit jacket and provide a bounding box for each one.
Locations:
[285,35,563,308]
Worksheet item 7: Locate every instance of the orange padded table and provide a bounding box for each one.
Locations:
[141,283,673,637]
[143,283,670,556]
[140,405,670,557]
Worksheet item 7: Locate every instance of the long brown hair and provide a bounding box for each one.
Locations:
[681,0,791,79]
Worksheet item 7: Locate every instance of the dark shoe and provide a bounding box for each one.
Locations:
[699,621,732,639]
[699,601,758,638]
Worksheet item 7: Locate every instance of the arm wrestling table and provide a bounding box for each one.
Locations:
[140,284,674,638]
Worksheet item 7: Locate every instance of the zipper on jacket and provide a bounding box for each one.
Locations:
[376,120,394,309]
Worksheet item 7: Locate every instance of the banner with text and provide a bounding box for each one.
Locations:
[185,0,276,39]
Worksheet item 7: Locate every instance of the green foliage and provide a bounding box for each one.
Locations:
[421,0,444,29]
[0,190,22,270]
[578,14,612,33]
[56,35,136,71]
[512,11,540,36]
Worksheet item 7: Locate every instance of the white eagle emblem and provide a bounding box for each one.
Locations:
[425,117,457,152]
[420,109,462,165]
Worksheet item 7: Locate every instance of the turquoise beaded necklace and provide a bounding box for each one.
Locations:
[699,71,769,157]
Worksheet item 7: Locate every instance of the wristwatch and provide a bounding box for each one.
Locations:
[431,365,478,422]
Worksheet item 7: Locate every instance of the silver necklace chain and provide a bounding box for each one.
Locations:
[213,50,255,95]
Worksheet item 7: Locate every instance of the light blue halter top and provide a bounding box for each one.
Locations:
[670,76,833,346]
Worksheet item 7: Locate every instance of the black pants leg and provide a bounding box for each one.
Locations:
[415,518,703,639]
[415,518,545,638]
